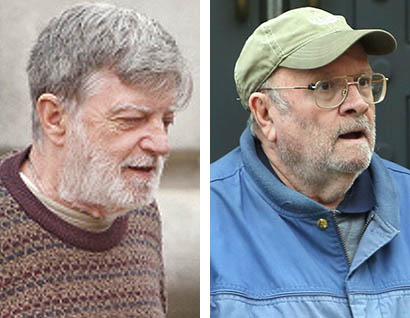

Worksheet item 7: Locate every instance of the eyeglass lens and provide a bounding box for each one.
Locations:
[314,73,386,109]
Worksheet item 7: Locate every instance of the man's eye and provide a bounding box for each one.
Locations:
[318,80,333,91]
[114,117,145,128]
[121,117,144,123]
[358,77,371,87]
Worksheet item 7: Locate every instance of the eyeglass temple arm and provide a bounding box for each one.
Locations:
[260,76,388,92]
[260,84,315,91]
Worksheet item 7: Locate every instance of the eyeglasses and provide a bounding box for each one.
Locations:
[259,73,388,109]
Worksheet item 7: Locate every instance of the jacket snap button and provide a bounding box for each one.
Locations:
[317,218,328,230]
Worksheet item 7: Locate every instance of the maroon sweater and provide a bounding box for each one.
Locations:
[0,148,166,317]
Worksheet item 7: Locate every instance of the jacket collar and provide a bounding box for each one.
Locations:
[240,126,400,228]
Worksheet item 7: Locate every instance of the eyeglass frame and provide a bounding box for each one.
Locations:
[258,72,388,109]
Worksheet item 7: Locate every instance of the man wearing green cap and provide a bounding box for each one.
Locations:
[211,7,410,317]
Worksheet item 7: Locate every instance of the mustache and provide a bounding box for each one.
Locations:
[336,117,372,137]
[120,154,167,169]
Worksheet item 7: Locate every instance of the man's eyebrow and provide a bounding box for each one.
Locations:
[311,68,373,80]
[109,103,152,115]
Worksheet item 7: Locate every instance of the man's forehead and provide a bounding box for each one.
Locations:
[83,69,176,104]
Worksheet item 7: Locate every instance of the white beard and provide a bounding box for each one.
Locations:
[58,120,164,217]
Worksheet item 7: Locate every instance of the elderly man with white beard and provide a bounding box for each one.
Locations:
[211,7,410,318]
[0,3,191,317]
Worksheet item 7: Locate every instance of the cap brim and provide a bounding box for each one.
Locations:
[279,29,397,69]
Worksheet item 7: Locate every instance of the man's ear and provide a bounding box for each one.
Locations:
[36,93,67,146]
[248,92,276,142]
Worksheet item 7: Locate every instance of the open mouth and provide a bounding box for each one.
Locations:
[121,155,161,178]
[339,131,365,140]
[127,165,155,175]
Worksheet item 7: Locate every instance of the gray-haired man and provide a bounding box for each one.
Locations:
[211,7,410,317]
[0,3,191,317]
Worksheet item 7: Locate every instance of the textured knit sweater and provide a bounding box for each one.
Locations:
[0,148,167,317]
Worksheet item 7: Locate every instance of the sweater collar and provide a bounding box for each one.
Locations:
[0,146,129,252]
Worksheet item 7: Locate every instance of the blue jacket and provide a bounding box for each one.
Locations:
[211,127,410,317]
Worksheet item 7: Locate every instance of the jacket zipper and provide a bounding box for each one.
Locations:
[332,211,352,267]
[332,211,374,267]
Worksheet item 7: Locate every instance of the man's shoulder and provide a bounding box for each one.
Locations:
[382,158,410,177]
[210,147,244,183]
[0,149,24,201]
[375,156,410,194]
[0,149,21,166]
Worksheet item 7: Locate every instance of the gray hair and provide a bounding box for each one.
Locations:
[27,3,192,141]
[248,78,290,136]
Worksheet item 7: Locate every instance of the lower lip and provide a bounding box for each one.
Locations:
[338,135,367,143]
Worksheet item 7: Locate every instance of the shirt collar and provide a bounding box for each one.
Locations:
[337,169,375,214]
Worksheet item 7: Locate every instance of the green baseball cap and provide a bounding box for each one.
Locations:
[234,7,397,109]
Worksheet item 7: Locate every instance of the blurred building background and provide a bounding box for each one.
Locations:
[0,1,199,317]
[211,0,410,169]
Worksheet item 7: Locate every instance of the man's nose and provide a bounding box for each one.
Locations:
[339,84,370,116]
[139,123,171,156]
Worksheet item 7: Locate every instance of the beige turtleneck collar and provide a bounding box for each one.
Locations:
[19,172,115,232]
